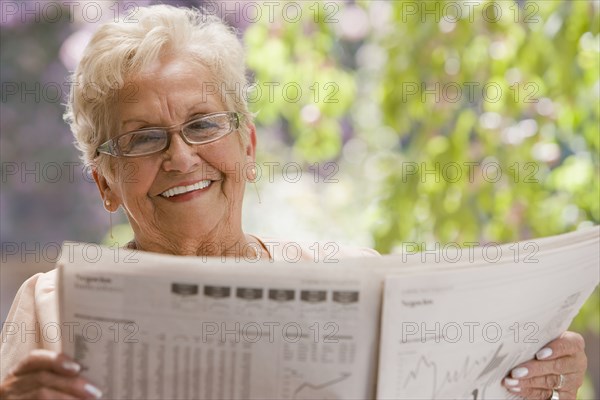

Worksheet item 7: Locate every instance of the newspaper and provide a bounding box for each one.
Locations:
[58,227,600,400]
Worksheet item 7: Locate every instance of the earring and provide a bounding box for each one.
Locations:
[104,199,114,239]
[251,167,261,204]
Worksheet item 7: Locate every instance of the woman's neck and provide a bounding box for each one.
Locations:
[126,232,270,261]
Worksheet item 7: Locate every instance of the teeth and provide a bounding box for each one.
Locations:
[161,180,211,198]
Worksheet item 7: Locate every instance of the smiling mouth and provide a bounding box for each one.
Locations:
[160,180,212,198]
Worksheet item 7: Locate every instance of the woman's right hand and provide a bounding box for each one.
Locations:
[0,349,102,399]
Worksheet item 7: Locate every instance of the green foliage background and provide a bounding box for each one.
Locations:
[241,0,599,395]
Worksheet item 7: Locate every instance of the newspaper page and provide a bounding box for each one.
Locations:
[376,227,600,400]
[58,245,382,400]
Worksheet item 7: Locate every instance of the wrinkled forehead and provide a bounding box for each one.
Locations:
[114,56,225,130]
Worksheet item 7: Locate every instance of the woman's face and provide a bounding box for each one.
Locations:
[94,56,256,252]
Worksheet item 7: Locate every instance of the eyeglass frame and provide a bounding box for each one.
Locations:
[95,111,241,158]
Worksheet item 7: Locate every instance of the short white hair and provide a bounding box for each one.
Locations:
[64,5,252,176]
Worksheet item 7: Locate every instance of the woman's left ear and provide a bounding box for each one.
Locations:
[245,122,257,163]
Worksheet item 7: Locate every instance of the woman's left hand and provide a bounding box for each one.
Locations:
[502,331,587,400]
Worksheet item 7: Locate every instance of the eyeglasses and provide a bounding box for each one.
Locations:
[96,112,240,157]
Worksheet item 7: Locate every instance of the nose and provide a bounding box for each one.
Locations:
[161,132,202,173]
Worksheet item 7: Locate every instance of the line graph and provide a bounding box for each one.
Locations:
[282,367,352,400]
[400,344,508,399]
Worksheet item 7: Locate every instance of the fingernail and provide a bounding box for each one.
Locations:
[504,378,520,386]
[509,387,521,392]
[84,383,103,399]
[62,361,81,373]
[511,367,529,378]
[536,347,553,360]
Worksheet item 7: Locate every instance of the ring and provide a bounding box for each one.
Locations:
[554,374,565,390]
[550,389,560,400]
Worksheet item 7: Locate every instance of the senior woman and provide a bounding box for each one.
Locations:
[0,5,589,400]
